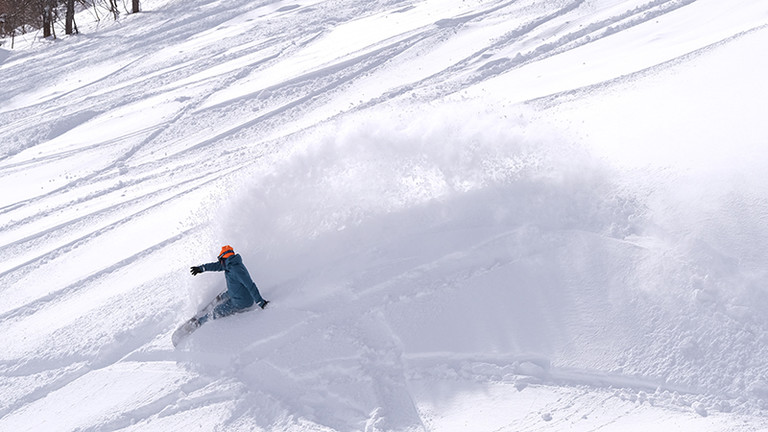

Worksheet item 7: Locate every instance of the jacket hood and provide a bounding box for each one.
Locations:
[222,253,242,267]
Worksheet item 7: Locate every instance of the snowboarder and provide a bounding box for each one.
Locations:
[172,245,270,345]
[188,245,269,326]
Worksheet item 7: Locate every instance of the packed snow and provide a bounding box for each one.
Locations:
[1,0,768,430]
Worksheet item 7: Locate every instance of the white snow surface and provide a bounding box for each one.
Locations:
[2,0,768,430]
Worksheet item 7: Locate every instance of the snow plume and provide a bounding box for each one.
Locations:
[204,99,768,417]
[218,101,619,249]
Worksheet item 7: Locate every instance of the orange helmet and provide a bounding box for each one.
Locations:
[218,245,235,261]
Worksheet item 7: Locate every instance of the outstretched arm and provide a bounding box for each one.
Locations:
[190,261,224,275]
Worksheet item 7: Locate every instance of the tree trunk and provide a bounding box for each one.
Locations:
[41,5,52,38]
[109,0,118,20]
[42,15,50,37]
[132,0,139,13]
[65,0,75,35]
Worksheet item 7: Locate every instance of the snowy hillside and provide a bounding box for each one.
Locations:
[2,0,768,430]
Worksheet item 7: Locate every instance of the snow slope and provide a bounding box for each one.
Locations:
[2,0,768,430]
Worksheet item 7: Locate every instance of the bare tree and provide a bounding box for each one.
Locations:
[0,11,7,40]
[0,0,35,47]
[64,0,76,34]
[1,0,138,47]
[37,0,57,38]
[107,0,117,19]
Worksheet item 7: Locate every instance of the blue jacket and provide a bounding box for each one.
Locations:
[201,254,264,309]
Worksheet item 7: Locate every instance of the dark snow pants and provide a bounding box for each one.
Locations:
[197,292,249,325]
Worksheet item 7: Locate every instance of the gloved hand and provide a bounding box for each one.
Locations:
[190,266,203,276]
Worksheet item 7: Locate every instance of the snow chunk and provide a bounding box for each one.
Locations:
[693,402,708,417]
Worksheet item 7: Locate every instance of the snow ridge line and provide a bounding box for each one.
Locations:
[173,33,431,159]
[352,0,592,105]
[0,362,90,419]
[350,0,589,108]
[468,0,699,91]
[0,123,156,175]
[0,232,195,337]
[433,0,525,29]
[532,22,768,108]
[404,352,696,395]
[0,223,202,323]
[0,313,176,419]
[76,388,190,432]
[369,0,698,104]
[0,82,222,213]
[0,166,186,235]
[0,161,244,285]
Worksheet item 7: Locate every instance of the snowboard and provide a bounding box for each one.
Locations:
[172,291,228,347]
